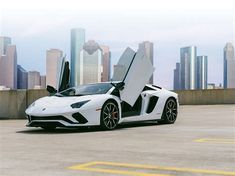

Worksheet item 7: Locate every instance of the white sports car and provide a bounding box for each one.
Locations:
[26,47,178,130]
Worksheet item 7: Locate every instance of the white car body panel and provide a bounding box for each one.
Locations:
[112,47,136,81]
[119,49,155,106]
[56,57,65,90]
[26,93,122,127]
[120,85,178,123]
[26,84,178,127]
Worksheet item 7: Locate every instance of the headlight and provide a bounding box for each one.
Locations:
[71,100,90,109]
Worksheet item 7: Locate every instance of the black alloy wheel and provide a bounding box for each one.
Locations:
[101,101,119,130]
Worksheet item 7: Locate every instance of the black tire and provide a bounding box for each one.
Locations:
[100,100,119,130]
[161,98,178,124]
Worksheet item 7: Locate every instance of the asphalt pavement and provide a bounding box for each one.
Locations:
[0,105,235,176]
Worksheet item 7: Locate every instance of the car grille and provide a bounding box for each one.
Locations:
[29,114,88,124]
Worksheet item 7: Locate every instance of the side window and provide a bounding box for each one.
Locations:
[142,86,155,91]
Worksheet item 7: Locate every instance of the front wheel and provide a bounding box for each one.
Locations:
[161,98,178,124]
[100,100,119,130]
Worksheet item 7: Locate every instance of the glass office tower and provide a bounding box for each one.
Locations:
[180,46,197,90]
[70,28,85,86]
[196,56,208,89]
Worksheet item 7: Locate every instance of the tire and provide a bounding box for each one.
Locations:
[100,100,119,130]
[161,98,178,124]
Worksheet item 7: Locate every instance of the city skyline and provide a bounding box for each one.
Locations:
[0,34,234,90]
[1,7,233,89]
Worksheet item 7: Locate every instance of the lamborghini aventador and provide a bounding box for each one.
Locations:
[25,47,178,130]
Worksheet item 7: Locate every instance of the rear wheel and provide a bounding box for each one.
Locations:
[100,100,119,130]
[161,98,178,124]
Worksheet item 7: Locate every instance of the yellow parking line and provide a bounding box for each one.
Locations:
[69,161,169,176]
[194,138,235,144]
[72,166,170,176]
[68,161,235,176]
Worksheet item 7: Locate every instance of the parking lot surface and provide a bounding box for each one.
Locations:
[0,105,235,176]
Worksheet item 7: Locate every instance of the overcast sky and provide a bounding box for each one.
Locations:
[0,0,234,89]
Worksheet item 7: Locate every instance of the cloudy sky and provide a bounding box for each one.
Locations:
[0,0,234,89]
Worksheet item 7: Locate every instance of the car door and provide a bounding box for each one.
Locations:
[112,47,136,81]
[113,47,155,106]
[57,57,70,92]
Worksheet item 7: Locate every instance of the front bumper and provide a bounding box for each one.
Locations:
[26,112,88,128]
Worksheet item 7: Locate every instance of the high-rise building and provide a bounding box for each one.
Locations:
[80,40,103,85]
[100,45,111,82]
[223,43,235,88]
[138,41,154,84]
[46,49,63,88]
[0,45,17,89]
[173,62,181,90]
[0,36,11,56]
[196,56,208,89]
[0,55,7,87]
[40,75,46,89]
[70,28,85,86]
[180,46,197,90]
[28,71,41,89]
[17,65,28,89]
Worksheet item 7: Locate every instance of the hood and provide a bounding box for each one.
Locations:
[32,94,101,108]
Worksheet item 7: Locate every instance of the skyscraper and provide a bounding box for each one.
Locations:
[0,45,17,89]
[40,75,46,89]
[138,41,154,84]
[17,65,28,89]
[0,55,7,87]
[180,46,197,90]
[46,49,63,88]
[80,40,103,85]
[196,56,208,89]
[100,45,111,82]
[223,43,235,88]
[28,71,41,89]
[173,62,181,90]
[0,36,11,56]
[70,28,85,86]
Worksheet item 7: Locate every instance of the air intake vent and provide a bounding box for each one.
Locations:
[146,96,159,114]
[72,113,88,124]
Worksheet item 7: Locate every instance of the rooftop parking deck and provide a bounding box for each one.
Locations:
[0,105,235,176]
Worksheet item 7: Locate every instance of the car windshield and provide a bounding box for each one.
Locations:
[55,83,113,97]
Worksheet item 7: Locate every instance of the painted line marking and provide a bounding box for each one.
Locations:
[68,161,235,176]
[194,138,235,144]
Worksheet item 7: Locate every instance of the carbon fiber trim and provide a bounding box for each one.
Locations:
[29,114,88,125]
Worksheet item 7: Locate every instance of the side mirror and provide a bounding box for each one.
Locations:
[111,82,125,90]
[46,85,57,95]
